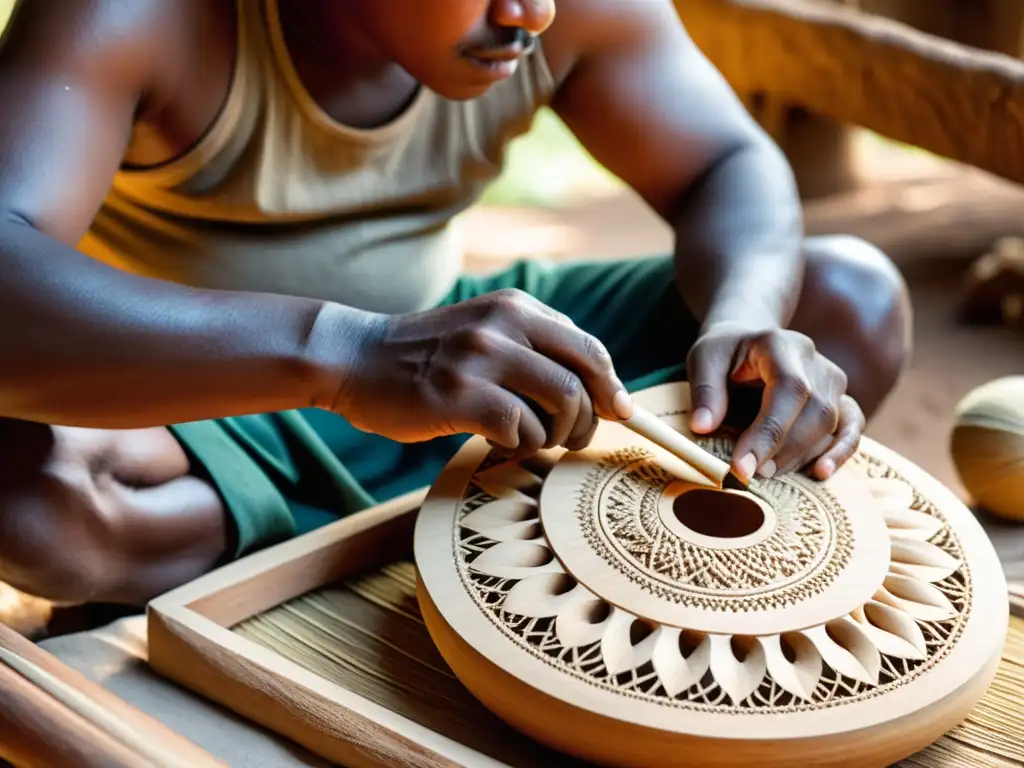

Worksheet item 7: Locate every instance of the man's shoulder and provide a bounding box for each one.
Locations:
[541,0,676,84]
[0,0,219,93]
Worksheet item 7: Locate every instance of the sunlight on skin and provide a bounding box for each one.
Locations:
[0,0,14,30]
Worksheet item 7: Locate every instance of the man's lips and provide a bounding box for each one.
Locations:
[464,44,525,64]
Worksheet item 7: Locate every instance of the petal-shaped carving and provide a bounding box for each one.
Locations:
[883,507,944,541]
[709,635,767,706]
[804,619,880,686]
[875,574,958,622]
[652,629,711,697]
[460,497,540,541]
[856,601,928,660]
[600,609,660,676]
[502,573,579,618]
[760,634,823,702]
[470,541,563,580]
[889,539,961,583]
[868,477,915,510]
[474,463,543,499]
[554,590,611,648]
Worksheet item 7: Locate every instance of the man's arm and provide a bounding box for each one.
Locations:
[0,0,368,427]
[546,0,804,331]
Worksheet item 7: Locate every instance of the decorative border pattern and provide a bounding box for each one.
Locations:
[574,439,854,612]
[451,450,971,714]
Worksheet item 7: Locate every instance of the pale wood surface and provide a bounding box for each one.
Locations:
[414,382,1008,767]
[30,574,1024,768]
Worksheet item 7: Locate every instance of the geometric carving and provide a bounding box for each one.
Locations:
[456,452,967,712]
[415,382,1009,767]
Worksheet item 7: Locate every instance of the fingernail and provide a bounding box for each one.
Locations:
[737,453,757,481]
[691,407,713,433]
[817,458,835,479]
[758,459,776,479]
[612,390,634,420]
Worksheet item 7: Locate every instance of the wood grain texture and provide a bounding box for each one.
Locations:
[147,442,1017,766]
[0,646,151,768]
[0,622,224,768]
[238,561,1024,768]
[675,0,1024,185]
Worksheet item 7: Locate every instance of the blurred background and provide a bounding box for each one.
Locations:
[3,0,1024,628]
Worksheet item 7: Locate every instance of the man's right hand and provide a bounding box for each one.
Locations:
[333,288,633,458]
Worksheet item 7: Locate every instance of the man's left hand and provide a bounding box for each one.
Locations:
[686,323,865,483]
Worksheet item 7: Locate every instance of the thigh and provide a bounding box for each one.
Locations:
[171,409,469,552]
[451,256,699,389]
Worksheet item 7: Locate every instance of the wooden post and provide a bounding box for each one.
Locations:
[741,0,863,201]
[859,0,1024,57]
[724,0,1024,201]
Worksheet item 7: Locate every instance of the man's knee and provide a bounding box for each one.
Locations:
[798,235,912,415]
[0,452,124,604]
[0,422,227,605]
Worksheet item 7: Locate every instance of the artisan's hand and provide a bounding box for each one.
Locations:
[336,289,632,458]
[686,323,864,483]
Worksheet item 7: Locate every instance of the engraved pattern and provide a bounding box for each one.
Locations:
[577,440,854,612]
[451,450,971,714]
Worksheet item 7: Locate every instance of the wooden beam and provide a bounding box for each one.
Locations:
[676,0,1024,187]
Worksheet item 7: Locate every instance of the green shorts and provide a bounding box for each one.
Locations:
[169,255,700,558]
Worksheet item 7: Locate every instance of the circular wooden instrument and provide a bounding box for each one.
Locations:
[414,382,1008,768]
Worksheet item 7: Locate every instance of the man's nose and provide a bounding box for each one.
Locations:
[490,0,556,37]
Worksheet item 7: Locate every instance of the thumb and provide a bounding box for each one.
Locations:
[686,337,737,434]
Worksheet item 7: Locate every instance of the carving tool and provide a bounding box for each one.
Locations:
[620,404,747,489]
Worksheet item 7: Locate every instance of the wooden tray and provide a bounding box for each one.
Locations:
[148,488,544,768]
[148,489,1024,768]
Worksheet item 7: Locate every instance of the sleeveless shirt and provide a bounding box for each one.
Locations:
[77,0,557,314]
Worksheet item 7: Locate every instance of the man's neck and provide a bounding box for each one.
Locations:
[276,1,420,130]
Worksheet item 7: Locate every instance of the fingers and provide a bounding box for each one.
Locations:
[730,335,812,482]
[768,389,843,477]
[492,338,598,450]
[519,307,632,423]
[446,382,547,458]
[809,396,864,480]
[685,337,737,434]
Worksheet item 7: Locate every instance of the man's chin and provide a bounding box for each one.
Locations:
[426,79,496,102]
[419,58,521,101]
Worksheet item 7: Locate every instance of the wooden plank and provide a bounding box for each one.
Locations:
[0,622,223,767]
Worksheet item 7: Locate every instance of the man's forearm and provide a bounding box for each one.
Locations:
[672,134,805,331]
[0,219,373,427]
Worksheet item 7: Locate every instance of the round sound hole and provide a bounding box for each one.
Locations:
[672,488,766,540]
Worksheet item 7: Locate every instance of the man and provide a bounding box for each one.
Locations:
[0,0,910,607]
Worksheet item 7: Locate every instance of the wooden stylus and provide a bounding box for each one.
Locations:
[620,404,744,488]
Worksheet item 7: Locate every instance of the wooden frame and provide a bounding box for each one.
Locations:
[148,487,517,768]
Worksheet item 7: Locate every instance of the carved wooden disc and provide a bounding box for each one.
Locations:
[414,383,1009,768]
